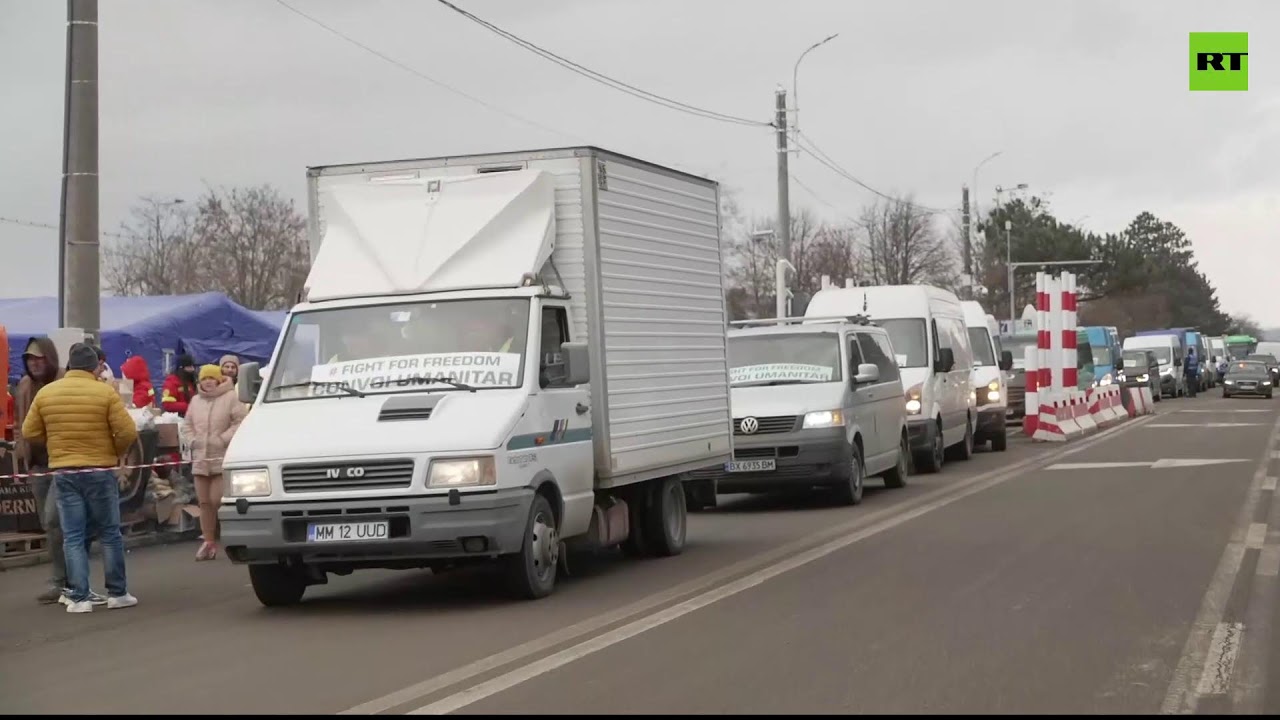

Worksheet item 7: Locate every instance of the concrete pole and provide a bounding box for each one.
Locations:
[961,185,971,297]
[775,87,791,266]
[62,0,100,340]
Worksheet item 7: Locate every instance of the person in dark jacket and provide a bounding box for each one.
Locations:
[162,354,198,416]
[1184,348,1200,398]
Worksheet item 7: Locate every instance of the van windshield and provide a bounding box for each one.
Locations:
[264,298,530,401]
[878,318,929,368]
[1122,352,1148,369]
[1142,346,1173,365]
[967,327,996,367]
[729,333,842,386]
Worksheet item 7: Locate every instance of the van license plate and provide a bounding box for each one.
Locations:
[306,521,389,543]
[726,459,776,473]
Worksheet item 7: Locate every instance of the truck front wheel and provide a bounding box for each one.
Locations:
[504,493,559,600]
[248,564,307,607]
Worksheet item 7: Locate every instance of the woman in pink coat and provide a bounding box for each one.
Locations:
[183,365,248,561]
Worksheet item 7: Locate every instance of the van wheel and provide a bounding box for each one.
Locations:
[248,564,307,607]
[882,433,909,489]
[946,419,974,461]
[914,423,944,474]
[643,477,687,557]
[991,427,1008,452]
[504,493,559,599]
[834,446,865,506]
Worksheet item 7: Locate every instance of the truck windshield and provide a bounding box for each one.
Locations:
[967,327,996,367]
[729,333,841,386]
[1091,346,1113,367]
[264,298,530,401]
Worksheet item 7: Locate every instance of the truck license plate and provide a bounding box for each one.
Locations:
[726,459,776,473]
[306,521,389,543]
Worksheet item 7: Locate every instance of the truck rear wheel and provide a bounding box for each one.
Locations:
[248,564,307,607]
[643,476,687,557]
[504,493,559,600]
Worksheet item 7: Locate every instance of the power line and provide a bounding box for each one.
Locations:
[0,215,128,240]
[433,0,771,129]
[793,130,953,214]
[273,0,577,142]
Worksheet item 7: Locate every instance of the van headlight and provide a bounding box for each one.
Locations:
[1100,373,1113,386]
[428,457,497,488]
[227,468,271,498]
[1137,373,1149,382]
[802,410,845,429]
[904,384,923,415]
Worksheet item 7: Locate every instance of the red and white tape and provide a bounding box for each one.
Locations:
[0,454,224,482]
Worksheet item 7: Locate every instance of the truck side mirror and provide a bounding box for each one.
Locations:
[239,362,261,404]
[934,348,955,374]
[562,342,590,386]
[999,350,1014,371]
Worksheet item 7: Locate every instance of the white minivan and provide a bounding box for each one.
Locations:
[1122,333,1183,399]
[806,285,976,473]
[961,302,1013,452]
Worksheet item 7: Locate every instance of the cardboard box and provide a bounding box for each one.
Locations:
[156,423,180,449]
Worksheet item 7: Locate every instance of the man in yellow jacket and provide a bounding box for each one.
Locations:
[21,343,140,613]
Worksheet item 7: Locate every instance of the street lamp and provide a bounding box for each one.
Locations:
[153,197,184,246]
[792,33,839,138]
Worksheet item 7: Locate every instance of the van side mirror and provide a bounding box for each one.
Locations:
[562,341,590,385]
[853,362,880,385]
[934,348,955,373]
[999,350,1014,371]
[239,362,261,404]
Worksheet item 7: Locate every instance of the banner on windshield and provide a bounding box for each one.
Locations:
[310,352,522,391]
[730,363,834,385]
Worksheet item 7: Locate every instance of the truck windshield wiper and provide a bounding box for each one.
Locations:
[271,380,366,398]
[390,376,477,393]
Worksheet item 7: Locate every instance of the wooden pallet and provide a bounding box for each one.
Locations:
[0,532,48,558]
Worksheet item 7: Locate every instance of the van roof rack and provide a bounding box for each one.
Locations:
[729,314,877,328]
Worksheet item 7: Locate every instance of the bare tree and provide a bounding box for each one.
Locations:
[857,196,955,286]
[103,197,200,296]
[193,185,309,310]
[722,207,835,319]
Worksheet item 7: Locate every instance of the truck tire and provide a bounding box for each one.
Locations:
[881,433,910,489]
[643,476,687,557]
[504,493,559,600]
[248,564,307,607]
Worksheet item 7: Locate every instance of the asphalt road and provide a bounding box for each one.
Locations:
[2,394,1278,714]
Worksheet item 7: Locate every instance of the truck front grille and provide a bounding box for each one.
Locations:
[281,459,415,493]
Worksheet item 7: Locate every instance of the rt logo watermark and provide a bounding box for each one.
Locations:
[1190,32,1248,91]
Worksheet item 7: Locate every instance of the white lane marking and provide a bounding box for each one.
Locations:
[1264,477,1278,492]
[1160,413,1280,714]
[403,419,1158,715]
[1045,458,1250,471]
[1196,622,1244,696]
[1258,546,1280,577]
[1176,409,1271,414]
[1147,422,1264,428]
[1246,523,1268,549]
[1045,461,1151,470]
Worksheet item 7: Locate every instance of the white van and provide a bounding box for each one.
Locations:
[1122,334,1183,399]
[961,302,1013,452]
[805,285,976,473]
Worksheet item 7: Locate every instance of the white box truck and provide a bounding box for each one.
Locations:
[218,147,732,605]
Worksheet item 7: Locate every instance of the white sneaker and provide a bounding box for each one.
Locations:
[65,600,94,614]
[106,593,138,610]
[60,589,108,606]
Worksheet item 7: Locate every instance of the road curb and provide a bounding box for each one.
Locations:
[0,529,197,572]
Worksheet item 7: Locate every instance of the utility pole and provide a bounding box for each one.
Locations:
[775,87,791,266]
[961,185,971,299]
[61,0,100,340]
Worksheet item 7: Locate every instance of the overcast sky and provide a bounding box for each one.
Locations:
[2,0,1277,325]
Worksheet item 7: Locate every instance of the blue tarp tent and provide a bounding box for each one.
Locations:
[2,293,287,387]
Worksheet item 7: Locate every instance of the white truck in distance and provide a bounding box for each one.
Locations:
[219,147,733,606]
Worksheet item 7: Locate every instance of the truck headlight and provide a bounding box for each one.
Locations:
[227,469,271,498]
[802,410,845,429]
[428,457,496,488]
[1138,374,1149,382]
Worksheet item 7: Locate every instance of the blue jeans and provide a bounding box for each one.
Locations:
[55,470,128,601]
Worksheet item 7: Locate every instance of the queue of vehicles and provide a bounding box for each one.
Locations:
[215,146,1269,608]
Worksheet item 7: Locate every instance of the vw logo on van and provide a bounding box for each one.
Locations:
[739,417,759,435]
